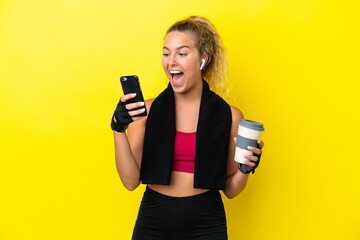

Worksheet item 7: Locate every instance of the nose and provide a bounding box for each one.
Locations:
[169,54,177,66]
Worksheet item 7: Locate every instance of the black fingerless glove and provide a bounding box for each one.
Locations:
[110,99,133,132]
[238,143,262,174]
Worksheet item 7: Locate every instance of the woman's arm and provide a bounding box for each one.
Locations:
[113,98,154,191]
[223,106,249,199]
[223,106,265,199]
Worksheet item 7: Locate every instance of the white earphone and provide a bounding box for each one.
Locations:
[200,58,206,71]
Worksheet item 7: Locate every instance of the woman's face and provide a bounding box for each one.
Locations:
[162,31,203,94]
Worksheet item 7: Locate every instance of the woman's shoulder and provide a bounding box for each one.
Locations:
[145,98,155,106]
[144,98,155,111]
[229,105,244,123]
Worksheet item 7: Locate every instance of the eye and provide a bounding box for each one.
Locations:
[178,53,187,56]
[163,53,169,57]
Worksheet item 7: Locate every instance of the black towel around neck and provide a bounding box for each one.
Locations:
[140,80,232,189]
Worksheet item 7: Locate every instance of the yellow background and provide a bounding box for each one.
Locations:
[1,0,359,239]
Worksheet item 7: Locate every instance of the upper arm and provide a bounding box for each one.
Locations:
[126,98,154,168]
[226,105,244,178]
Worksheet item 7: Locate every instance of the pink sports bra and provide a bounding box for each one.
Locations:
[172,131,196,173]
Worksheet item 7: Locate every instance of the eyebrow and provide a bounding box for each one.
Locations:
[163,45,190,51]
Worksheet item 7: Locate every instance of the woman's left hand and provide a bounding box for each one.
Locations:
[234,138,265,174]
[243,139,264,167]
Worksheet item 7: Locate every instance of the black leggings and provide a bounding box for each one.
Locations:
[132,186,228,240]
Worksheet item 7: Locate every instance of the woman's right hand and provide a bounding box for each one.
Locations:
[111,93,146,132]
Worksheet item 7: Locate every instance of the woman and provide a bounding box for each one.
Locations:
[111,16,264,240]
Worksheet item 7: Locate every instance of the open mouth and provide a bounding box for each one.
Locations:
[170,70,184,83]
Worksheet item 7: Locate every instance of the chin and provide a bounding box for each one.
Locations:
[169,82,187,94]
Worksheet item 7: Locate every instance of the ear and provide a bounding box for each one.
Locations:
[200,53,209,71]
[202,53,209,64]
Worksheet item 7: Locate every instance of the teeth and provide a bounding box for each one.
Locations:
[170,70,183,74]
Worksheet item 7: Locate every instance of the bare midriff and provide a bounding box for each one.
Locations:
[148,171,210,197]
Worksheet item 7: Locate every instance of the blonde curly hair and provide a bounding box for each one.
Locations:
[165,16,230,97]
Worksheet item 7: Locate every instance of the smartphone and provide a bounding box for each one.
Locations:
[120,75,147,117]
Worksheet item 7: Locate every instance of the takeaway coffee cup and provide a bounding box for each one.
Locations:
[234,119,265,164]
